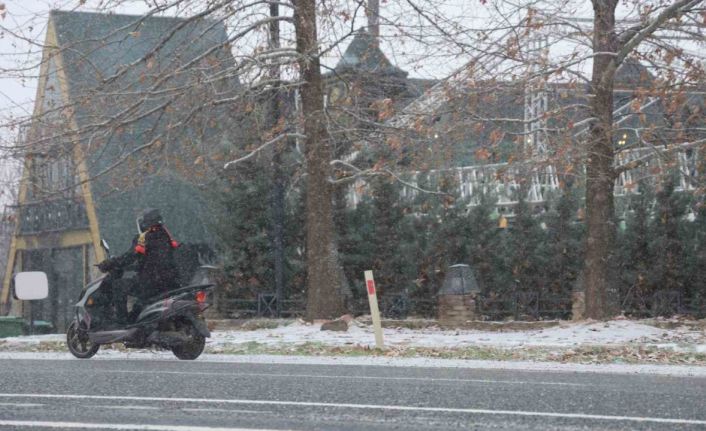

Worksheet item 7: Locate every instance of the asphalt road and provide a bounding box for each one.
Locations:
[0,356,704,430]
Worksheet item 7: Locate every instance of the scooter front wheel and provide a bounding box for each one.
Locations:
[67,320,100,359]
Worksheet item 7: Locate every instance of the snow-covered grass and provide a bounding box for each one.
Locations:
[1,318,705,365]
[210,318,700,349]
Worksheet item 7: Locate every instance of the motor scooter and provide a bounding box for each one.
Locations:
[66,239,216,360]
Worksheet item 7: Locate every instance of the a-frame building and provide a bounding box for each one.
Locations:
[1,10,239,330]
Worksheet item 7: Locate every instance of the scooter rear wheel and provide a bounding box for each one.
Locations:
[67,320,100,359]
[171,319,206,360]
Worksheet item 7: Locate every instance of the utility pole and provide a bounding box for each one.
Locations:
[268,0,285,317]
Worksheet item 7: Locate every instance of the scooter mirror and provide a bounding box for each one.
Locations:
[14,272,49,300]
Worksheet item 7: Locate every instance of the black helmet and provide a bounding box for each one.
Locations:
[139,208,163,231]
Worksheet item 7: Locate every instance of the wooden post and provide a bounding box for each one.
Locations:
[364,270,384,349]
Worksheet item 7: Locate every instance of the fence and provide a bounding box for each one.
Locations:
[216,288,702,320]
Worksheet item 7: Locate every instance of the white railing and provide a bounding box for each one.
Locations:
[347,145,699,208]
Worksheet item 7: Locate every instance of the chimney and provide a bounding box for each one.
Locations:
[367,0,380,41]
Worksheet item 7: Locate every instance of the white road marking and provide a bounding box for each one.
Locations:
[86,404,160,411]
[103,369,586,387]
[0,402,43,407]
[0,421,286,431]
[181,408,263,414]
[2,393,705,426]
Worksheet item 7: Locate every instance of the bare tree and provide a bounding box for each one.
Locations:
[0,0,359,317]
[335,0,706,319]
[583,0,704,318]
[0,158,21,288]
[1,0,703,320]
[293,0,347,318]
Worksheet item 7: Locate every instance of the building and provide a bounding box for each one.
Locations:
[339,46,705,209]
[1,10,241,329]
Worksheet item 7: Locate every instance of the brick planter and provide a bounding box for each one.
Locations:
[438,294,476,327]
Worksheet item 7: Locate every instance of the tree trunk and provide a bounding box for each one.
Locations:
[584,0,619,319]
[293,0,346,319]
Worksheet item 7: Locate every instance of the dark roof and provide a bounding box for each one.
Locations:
[614,58,654,89]
[334,28,407,77]
[400,78,704,168]
[51,10,235,93]
[406,78,438,98]
[49,10,240,251]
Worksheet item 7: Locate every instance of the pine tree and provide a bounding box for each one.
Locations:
[210,161,275,304]
[283,182,307,301]
[650,176,687,315]
[406,204,438,316]
[682,204,706,316]
[617,186,653,315]
[681,145,706,316]
[420,173,468,295]
[466,193,503,296]
[338,198,376,306]
[544,187,584,316]
[505,194,546,318]
[369,177,416,297]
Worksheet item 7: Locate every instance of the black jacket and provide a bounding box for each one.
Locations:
[104,225,181,298]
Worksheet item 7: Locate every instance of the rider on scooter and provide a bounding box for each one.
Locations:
[97,208,181,325]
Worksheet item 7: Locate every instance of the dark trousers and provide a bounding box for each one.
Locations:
[112,277,141,324]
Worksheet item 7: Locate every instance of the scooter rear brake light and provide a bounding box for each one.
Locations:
[195,291,207,303]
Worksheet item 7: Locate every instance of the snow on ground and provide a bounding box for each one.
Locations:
[2,318,704,355]
[0,333,64,346]
[208,319,706,352]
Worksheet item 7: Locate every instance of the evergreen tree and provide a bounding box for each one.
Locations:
[680,145,706,316]
[369,177,417,297]
[338,198,376,305]
[466,193,503,296]
[421,173,468,295]
[504,194,547,318]
[406,205,438,315]
[209,161,274,303]
[283,182,307,300]
[650,176,688,315]
[682,204,706,316]
[544,187,584,316]
[617,185,653,315]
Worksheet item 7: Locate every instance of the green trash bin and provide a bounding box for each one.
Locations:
[25,320,53,335]
[0,316,26,338]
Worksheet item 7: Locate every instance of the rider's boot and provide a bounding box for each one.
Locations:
[114,302,130,327]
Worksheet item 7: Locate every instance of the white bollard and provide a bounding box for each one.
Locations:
[364,270,384,349]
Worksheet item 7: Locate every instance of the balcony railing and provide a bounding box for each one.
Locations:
[15,198,89,235]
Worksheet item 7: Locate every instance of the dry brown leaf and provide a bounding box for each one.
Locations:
[386,135,402,151]
[475,147,491,161]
